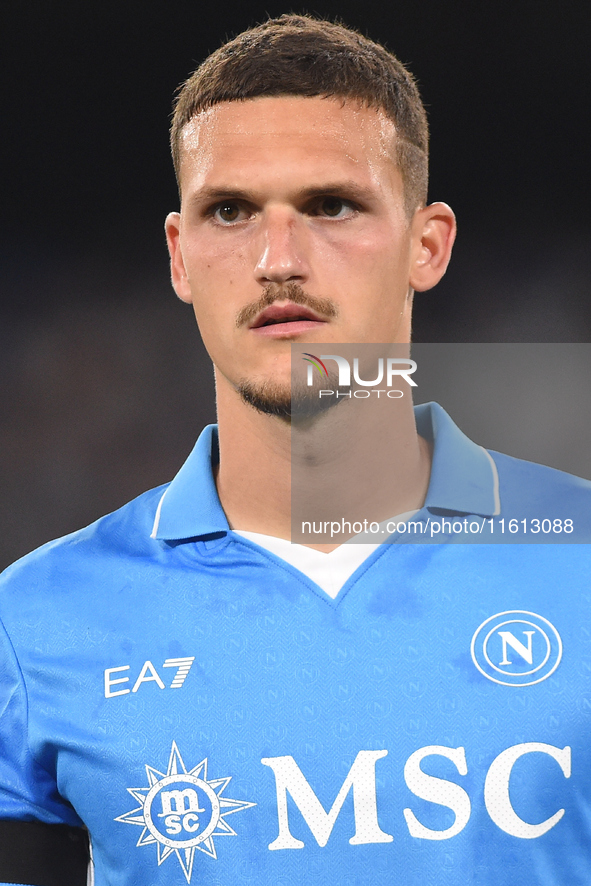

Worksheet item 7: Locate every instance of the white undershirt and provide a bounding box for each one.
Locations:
[234,511,418,599]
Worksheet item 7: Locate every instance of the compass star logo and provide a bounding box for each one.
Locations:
[115,742,256,883]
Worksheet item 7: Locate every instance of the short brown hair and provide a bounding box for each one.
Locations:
[171,14,429,215]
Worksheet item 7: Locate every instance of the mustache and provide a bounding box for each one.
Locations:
[235,282,339,328]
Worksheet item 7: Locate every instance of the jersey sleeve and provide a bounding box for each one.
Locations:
[0,616,89,885]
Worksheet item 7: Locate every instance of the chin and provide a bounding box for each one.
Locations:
[237,379,292,418]
[237,372,343,421]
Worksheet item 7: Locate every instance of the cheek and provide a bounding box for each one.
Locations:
[190,290,234,342]
[319,223,408,276]
[189,301,239,374]
[182,235,248,315]
[185,237,246,280]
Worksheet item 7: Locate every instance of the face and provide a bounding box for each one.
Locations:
[165,96,455,406]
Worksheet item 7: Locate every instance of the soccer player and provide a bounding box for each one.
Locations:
[1,14,590,886]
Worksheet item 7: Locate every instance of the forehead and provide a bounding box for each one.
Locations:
[178,96,400,194]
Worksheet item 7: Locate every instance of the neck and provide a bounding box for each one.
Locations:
[214,371,431,550]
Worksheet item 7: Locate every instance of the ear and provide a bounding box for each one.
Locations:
[165,211,193,304]
[408,202,457,292]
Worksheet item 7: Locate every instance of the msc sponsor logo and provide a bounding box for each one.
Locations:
[471,610,562,686]
[262,742,571,848]
[116,742,255,883]
[118,740,572,874]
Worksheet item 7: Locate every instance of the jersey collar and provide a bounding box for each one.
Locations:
[415,402,500,518]
[151,402,500,542]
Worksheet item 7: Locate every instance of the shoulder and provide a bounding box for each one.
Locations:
[488,448,591,520]
[0,482,170,608]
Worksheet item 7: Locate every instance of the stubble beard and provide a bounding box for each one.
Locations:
[237,373,345,421]
[237,378,292,419]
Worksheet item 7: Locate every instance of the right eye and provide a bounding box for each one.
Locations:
[212,203,249,225]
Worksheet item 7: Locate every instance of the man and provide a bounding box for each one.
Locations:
[0,14,590,886]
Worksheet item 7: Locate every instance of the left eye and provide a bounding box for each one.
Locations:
[316,197,354,218]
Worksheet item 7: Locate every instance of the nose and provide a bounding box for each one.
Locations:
[254,208,309,286]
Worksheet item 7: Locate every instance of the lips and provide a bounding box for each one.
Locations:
[250,302,326,329]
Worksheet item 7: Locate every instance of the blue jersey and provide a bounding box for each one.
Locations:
[1,403,590,885]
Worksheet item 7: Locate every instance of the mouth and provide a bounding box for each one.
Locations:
[249,302,329,337]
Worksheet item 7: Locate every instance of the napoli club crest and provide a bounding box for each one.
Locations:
[471,610,562,687]
[116,742,255,882]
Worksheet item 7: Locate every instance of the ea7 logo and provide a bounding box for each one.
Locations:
[104,657,195,698]
[470,611,562,686]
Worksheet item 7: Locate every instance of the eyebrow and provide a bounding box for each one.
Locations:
[188,181,377,206]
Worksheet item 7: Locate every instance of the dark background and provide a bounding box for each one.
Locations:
[1,0,590,567]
